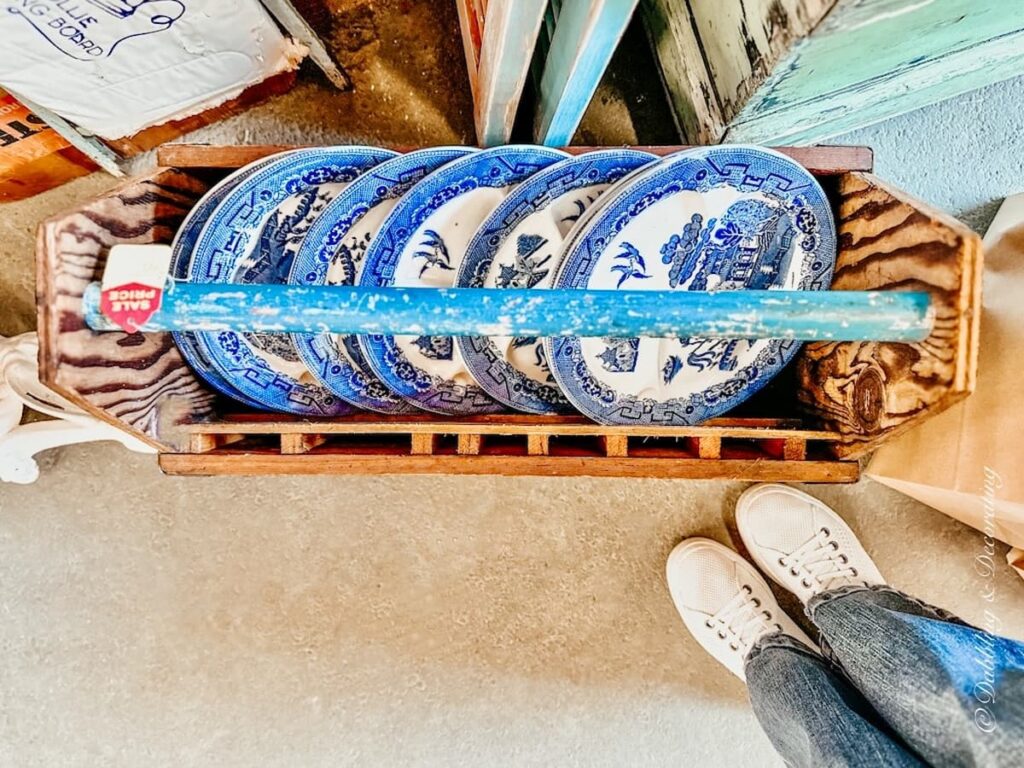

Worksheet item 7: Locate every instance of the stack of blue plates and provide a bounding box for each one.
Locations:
[173,144,836,426]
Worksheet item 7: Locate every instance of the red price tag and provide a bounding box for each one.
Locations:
[99,281,163,332]
[98,244,172,333]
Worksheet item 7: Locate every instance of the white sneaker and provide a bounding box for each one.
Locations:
[666,537,815,681]
[736,484,885,605]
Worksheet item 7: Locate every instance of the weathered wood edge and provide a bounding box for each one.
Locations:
[186,416,839,440]
[155,143,874,174]
[158,453,860,482]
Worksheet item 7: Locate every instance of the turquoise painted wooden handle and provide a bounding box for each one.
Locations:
[81,281,933,341]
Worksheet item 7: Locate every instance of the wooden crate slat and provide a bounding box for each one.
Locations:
[281,433,328,455]
[184,416,840,441]
[457,434,484,455]
[159,453,860,482]
[155,143,873,175]
[410,433,438,455]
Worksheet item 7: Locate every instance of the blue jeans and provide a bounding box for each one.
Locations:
[745,586,1024,767]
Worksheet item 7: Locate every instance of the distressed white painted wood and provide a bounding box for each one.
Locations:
[727,0,1024,144]
[641,0,722,144]
[474,0,549,146]
[0,333,154,484]
[259,0,350,89]
[642,0,836,142]
[456,0,486,110]
[534,0,640,146]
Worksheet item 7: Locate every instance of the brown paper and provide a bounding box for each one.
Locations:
[867,193,1024,554]
[0,89,95,201]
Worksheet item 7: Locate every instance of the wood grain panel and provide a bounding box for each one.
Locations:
[36,169,217,451]
[159,453,860,482]
[796,172,982,459]
[640,0,723,143]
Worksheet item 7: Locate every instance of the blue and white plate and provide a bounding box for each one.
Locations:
[456,149,657,414]
[358,145,568,415]
[189,146,398,415]
[170,151,300,409]
[546,145,837,426]
[288,147,477,414]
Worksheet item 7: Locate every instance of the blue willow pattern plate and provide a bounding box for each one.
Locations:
[288,147,476,414]
[189,146,398,415]
[546,145,837,426]
[357,145,568,415]
[170,151,300,409]
[455,149,657,414]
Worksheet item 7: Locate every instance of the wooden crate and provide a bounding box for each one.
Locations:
[35,144,982,482]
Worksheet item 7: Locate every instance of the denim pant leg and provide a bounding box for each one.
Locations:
[810,585,1024,768]
[745,632,925,767]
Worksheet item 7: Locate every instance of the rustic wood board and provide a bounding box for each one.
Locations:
[455,0,486,106]
[796,172,983,459]
[36,169,217,451]
[533,0,640,146]
[472,0,548,146]
[188,414,838,440]
[640,0,723,145]
[641,0,836,143]
[727,0,1024,144]
[0,89,96,202]
[159,453,860,482]
[155,143,874,175]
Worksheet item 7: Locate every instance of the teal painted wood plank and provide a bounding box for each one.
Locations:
[82,282,934,342]
[475,0,549,146]
[727,0,1024,145]
[534,0,640,146]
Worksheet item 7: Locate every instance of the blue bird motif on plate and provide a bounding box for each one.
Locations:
[662,354,683,384]
[413,229,454,278]
[559,194,598,226]
[610,242,651,288]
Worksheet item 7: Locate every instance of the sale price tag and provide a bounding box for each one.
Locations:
[99,244,172,332]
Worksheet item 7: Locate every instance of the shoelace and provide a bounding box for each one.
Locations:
[704,585,782,654]
[779,527,859,591]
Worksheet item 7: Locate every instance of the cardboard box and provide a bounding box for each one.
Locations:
[0,0,304,141]
[0,89,95,201]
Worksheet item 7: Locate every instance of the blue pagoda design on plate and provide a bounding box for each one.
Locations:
[330,230,373,286]
[660,198,803,290]
[413,335,454,361]
[496,234,553,288]
[598,338,639,373]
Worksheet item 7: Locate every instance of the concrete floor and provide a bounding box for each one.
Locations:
[2,2,1024,765]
